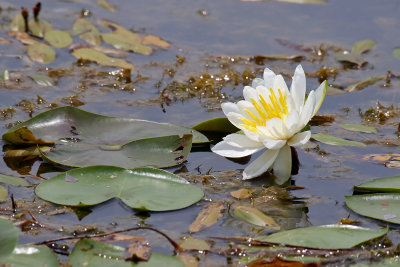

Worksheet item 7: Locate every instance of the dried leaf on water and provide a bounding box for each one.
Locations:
[233,205,280,229]
[230,188,253,199]
[142,35,171,49]
[189,202,224,233]
[247,257,320,267]
[124,239,151,262]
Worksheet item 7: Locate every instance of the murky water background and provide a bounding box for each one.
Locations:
[1,0,400,264]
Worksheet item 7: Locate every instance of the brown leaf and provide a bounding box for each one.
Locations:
[94,234,144,242]
[189,202,224,233]
[247,257,321,267]
[179,236,211,251]
[363,153,400,162]
[142,35,170,49]
[177,252,199,267]
[8,31,40,45]
[124,239,151,262]
[230,188,253,199]
[3,126,53,145]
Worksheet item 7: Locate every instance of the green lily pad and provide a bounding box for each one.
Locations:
[351,40,376,54]
[257,224,387,249]
[72,48,134,69]
[0,218,18,260]
[192,117,239,133]
[72,18,102,45]
[27,43,56,63]
[354,176,400,193]
[0,174,29,187]
[68,238,185,267]
[102,33,152,55]
[349,257,400,267]
[311,133,365,147]
[393,48,400,60]
[1,70,9,81]
[1,245,59,267]
[344,75,386,92]
[28,19,53,38]
[339,124,377,133]
[334,51,366,67]
[35,166,204,211]
[345,194,400,224]
[2,107,207,168]
[44,30,72,48]
[27,73,55,86]
[9,14,25,32]
[0,185,7,202]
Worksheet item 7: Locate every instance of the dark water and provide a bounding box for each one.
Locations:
[1,0,400,264]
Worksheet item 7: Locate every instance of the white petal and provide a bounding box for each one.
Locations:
[298,91,316,131]
[273,75,289,96]
[243,86,258,102]
[290,65,306,111]
[225,112,245,129]
[243,129,263,142]
[272,145,292,184]
[284,110,300,137]
[312,80,327,117]
[262,138,287,150]
[252,78,265,88]
[287,131,311,147]
[263,68,276,89]
[211,140,263,158]
[256,85,269,98]
[266,117,286,139]
[224,133,263,148]
[256,126,276,139]
[221,102,239,115]
[242,149,279,179]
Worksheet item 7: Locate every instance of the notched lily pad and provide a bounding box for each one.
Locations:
[2,107,208,168]
[35,166,204,211]
[72,18,102,45]
[29,19,53,38]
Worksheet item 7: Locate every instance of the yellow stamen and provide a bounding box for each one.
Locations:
[239,87,289,133]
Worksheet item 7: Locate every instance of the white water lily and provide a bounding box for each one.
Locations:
[212,65,327,183]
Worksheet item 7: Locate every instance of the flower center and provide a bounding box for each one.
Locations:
[239,88,289,133]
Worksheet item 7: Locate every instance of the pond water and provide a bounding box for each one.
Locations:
[1,0,400,265]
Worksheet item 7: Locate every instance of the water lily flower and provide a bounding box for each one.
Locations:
[212,65,326,183]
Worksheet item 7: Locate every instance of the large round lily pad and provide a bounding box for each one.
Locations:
[35,166,204,211]
[354,176,400,193]
[1,245,59,267]
[2,107,208,168]
[0,218,19,260]
[256,224,387,249]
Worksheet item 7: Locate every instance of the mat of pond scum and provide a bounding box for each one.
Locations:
[1,0,400,263]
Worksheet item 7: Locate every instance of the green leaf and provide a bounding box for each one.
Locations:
[72,48,134,69]
[27,43,56,63]
[97,0,117,12]
[44,30,72,48]
[0,218,19,260]
[233,206,280,229]
[344,75,386,92]
[2,107,207,168]
[27,73,55,87]
[101,33,152,55]
[351,40,376,54]
[346,194,400,224]
[311,133,365,147]
[0,174,29,187]
[1,245,59,267]
[9,14,25,32]
[0,185,7,202]
[393,47,400,60]
[1,70,9,81]
[68,239,185,267]
[354,176,400,193]
[72,18,102,46]
[35,166,204,211]
[334,51,366,67]
[257,224,387,249]
[339,124,377,134]
[28,19,53,38]
[192,117,239,133]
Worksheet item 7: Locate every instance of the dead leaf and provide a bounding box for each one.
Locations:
[94,234,144,242]
[230,188,253,199]
[8,31,40,45]
[3,127,53,145]
[142,35,170,49]
[124,239,151,262]
[247,257,321,267]
[4,146,51,157]
[189,202,224,233]
[363,154,400,162]
[179,236,211,251]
